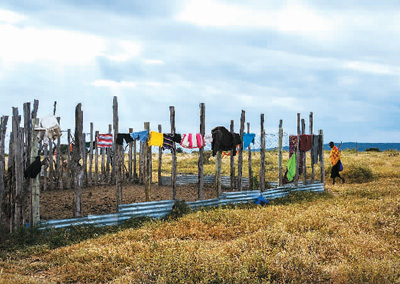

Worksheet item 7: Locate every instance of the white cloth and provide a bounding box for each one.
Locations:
[36,115,62,144]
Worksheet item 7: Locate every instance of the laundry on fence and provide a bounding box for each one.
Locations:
[97,133,113,148]
[300,134,312,152]
[130,130,149,143]
[116,133,134,145]
[148,131,164,147]
[243,133,256,149]
[311,135,323,165]
[180,133,205,149]
[36,114,62,145]
[162,133,175,152]
[211,126,241,156]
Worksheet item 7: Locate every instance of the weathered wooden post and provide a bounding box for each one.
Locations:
[106,124,112,184]
[170,106,177,200]
[89,122,94,185]
[278,120,283,186]
[310,112,315,183]
[22,103,31,225]
[302,118,307,185]
[215,150,222,196]
[144,122,151,201]
[230,120,235,190]
[247,122,252,190]
[128,128,133,182]
[0,116,9,232]
[294,113,300,186]
[319,129,325,187]
[72,103,84,217]
[158,124,163,186]
[198,103,205,199]
[30,118,40,226]
[133,135,137,183]
[260,114,266,191]
[67,129,72,188]
[238,110,245,191]
[56,117,62,190]
[113,96,122,206]
[11,107,24,231]
[94,131,99,186]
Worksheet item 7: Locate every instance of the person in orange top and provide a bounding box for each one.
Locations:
[329,141,345,184]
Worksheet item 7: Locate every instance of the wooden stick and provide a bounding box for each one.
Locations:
[238,110,245,191]
[158,124,162,186]
[247,122,252,190]
[170,106,177,200]
[198,103,205,199]
[230,120,235,190]
[278,120,283,186]
[260,114,265,191]
[144,122,151,201]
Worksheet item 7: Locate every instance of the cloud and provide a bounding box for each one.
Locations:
[176,0,339,39]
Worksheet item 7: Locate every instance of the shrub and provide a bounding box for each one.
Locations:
[165,200,191,220]
[366,148,381,152]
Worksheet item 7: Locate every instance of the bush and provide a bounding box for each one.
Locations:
[165,200,191,220]
[366,148,381,152]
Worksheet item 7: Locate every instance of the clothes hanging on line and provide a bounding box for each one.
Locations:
[286,153,297,182]
[180,133,205,149]
[162,133,176,152]
[148,131,164,147]
[97,134,113,148]
[300,134,313,152]
[130,130,149,143]
[243,133,256,149]
[211,126,241,156]
[116,133,134,145]
[311,135,322,165]
[36,114,62,145]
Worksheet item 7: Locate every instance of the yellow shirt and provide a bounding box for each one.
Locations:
[148,131,164,147]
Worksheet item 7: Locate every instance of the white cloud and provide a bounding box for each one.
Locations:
[143,59,165,65]
[0,9,142,65]
[343,60,400,76]
[91,80,137,88]
[176,0,339,39]
[0,9,25,24]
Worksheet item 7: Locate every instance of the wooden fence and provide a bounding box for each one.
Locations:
[0,97,325,233]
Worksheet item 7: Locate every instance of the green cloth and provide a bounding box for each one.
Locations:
[286,153,296,182]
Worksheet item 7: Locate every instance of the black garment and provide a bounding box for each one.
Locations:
[116,133,134,145]
[331,160,342,179]
[172,133,181,143]
[211,126,241,156]
[24,156,42,179]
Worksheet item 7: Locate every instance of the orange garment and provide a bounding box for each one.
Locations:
[329,146,340,166]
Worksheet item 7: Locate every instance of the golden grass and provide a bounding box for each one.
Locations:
[1,151,400,283]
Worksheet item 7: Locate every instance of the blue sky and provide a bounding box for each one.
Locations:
[0,0,399,143]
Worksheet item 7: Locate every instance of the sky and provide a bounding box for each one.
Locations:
[0,0,400,144]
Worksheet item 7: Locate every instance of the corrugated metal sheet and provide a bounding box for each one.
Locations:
[39,181,325,229]
[161,175,249,187]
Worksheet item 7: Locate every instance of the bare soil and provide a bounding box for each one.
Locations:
[40,183,227,220]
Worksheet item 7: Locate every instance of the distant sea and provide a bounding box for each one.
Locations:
[279,142,400,152]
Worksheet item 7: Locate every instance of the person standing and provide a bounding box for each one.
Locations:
[329,141,345,184]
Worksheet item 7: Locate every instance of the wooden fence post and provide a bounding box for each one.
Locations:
[89,122,94,185]
[302,118,307,185]
[67,129,72,189]
[310,112,315,183]
[94,131,99,186]
[170,106,177,200]
[319,129,325,186]
[144,122,151,201]
[230,120,235,190]
[260,114,265,191]
[294,113,300,186]
[198,103,205,199]
[72,103,84,217]
[30,118,40,226]
[0,116,9,232]
[278,120,283,186]
[215,150,222,196]
[113,96,122,206]
[56,117,62,190]
[106,124,112,184]
[158,124,162,186]
[238,110,245,191]
[128,128,133,182]
[247,122,252,190]
[12,107,24,231]
[22,103,31,225]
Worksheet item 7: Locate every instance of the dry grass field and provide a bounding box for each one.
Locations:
[1,150,400,283]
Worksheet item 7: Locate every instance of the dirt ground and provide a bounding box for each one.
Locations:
[40,183,229,220]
